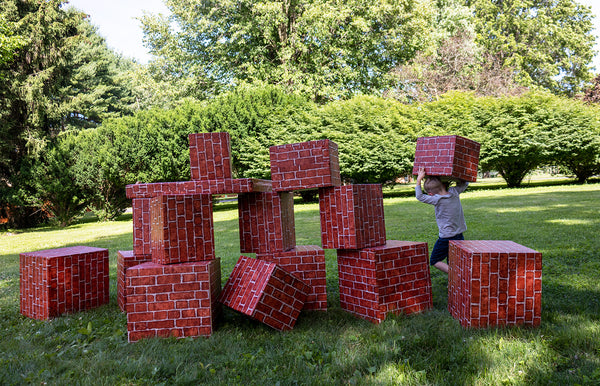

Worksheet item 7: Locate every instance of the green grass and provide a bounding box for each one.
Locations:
[1,183,599,385]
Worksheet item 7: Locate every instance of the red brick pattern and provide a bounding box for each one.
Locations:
[150,194,215,265]
[238,192,295,254]
[319,184,386,250]
[117,250,152,312]
[257,245,327,311]
[219,256,311,331]
[270,139,341,192]
[126,178,272,199]
[20,246,109,320]
[448,240,542,328]
[189,132,233,180]
[126,259,221,342]
[412,135,480,182]
[132,197,152,256]
[337,241,432,323]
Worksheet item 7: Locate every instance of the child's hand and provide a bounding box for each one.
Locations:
[417,167,426,180]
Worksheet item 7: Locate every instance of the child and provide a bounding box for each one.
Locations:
[415,167,469,273]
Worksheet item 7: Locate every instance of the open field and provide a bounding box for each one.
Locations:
[1,183,599,385]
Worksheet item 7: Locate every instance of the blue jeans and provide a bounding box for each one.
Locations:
[430,233,464,265]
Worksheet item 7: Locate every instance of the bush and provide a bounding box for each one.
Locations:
[27,133,89,227]
[304,95,419,183]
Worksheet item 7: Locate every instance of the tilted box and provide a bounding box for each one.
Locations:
[257,245,327,311]
[337,241,432,323]
[448,240,542,328]
[20,246,109,320]
[412,135,480,182]
[219,256,310,331]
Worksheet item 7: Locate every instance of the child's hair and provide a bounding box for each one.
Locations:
[424,176,450,195]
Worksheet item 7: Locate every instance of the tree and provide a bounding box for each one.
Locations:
[303,95,419,183]
[582,75,600,104]
[543,96,600,183]
[477,94,550,187]
[27,133,89,227]
[141,0,435,102]
[0,0,136,226]
[466,0,597,96]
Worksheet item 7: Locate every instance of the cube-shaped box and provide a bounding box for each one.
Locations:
[319,184,386,250]
[219,256,310,331]
[20,246,109,320]
[337,241,432,323]
[238,191,295,254]
[257,245,327,311]
[117,250,152,312]
[448,240,542,328]
[412,135,480,182]
[270,139,341,192]
[189,132,233,180]
[150,194,215,265]
[126,259,221,342]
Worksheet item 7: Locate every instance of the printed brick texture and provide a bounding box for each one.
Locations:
[238,192,295,254]
[337,241,432,323]
[412,135,480,182]
[150,194,215,265]
[219,256,310,331]
[270,139,341,192]
[126,179,273,199]
[189,132,233,180]
[257,245,327,311]
[126,259,221,342]
[117,250,152,312]
[319,184,386,250]
[132,197,152,256]
[128,179,271,256]
[20,246,109,320]
[448,240,542,328]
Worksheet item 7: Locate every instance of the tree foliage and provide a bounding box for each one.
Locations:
[141,0,435,102]
[27,133,89,227]
[0,0,137,226]
[467,0,596,96]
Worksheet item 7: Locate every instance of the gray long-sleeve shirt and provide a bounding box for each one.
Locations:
[415,181,469,238]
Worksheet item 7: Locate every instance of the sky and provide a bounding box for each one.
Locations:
[67,0,600,72]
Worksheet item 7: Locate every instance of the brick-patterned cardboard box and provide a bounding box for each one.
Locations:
[20,246,109,320]
[219,256,310,331]
[189,132,233,180]
[126,259,221,342]
[117,250,152,312]
[270,139,341,192]
[337,241,432,323]
[257,245,327,311]
[132,197,152,256]
[126,179,272,199]
[150,194,215,265]
[448,240,542,328]
[319,184,386,250]
[412,135,480,182]
[238,191,295,254]
[128,179,271,256]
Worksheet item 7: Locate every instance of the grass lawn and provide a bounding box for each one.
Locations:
[1,182,599,385]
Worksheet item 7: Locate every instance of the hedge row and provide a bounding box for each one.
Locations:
[27,86,600,226]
